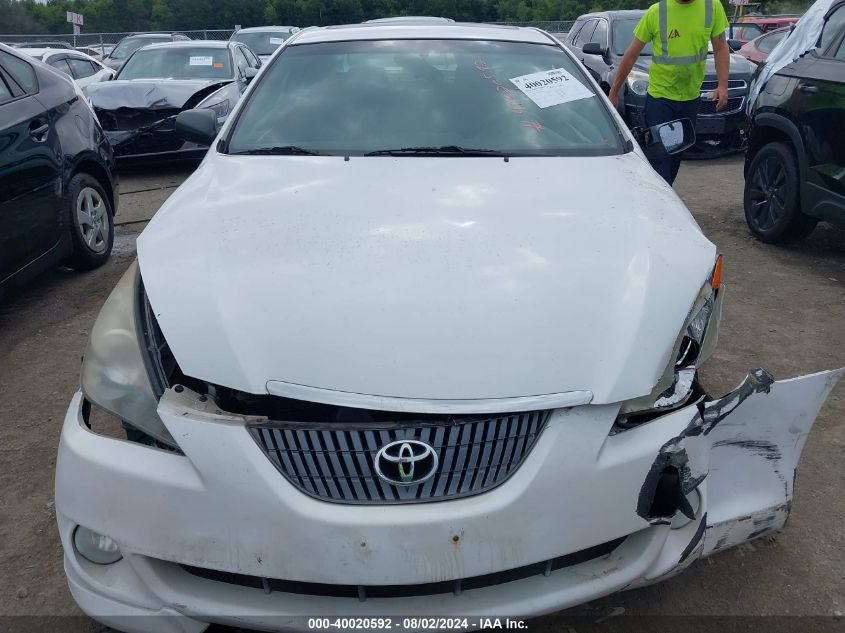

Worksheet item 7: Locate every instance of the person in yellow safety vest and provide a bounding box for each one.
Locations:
[609,0,731,185]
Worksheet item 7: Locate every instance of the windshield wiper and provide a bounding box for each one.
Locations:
[231,146,322,156]
[364,145,507,157]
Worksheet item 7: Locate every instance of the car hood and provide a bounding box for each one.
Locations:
[635,53,754,77]
[85,79,232,110]
[138,153,716,406]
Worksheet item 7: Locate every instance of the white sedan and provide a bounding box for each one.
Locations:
[56,21,842,632]
[20,47,113,88]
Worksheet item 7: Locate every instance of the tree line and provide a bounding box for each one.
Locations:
[1,0,808,35]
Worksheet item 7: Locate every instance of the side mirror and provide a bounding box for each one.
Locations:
[243,67,258,83]
[582,42,607,56]
[175,109,218,146]
[728,39,742,52]
[635,118,696,156]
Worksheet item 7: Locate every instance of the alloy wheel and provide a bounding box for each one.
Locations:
[747,155,787,231]
[76,187,109,254]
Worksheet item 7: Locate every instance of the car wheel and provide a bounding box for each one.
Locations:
[743,142,816,244]
[66,173,114,270]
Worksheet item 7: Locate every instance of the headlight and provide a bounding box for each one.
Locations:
[201,98,230,120]
[619,256,724,420]
[626,69,650,96]
[80,261,176,447]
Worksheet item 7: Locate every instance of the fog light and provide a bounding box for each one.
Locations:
[73,526,122,564]
[670,489,702,530]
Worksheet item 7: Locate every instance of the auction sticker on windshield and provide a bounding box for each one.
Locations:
[509,68,593,108]
[270,37,285,44]
[189,56,214,66]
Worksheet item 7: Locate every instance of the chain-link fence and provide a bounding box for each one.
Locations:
[0,22,575,50]
[0,29,235,50]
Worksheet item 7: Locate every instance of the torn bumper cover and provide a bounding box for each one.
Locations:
[55,368,841,631]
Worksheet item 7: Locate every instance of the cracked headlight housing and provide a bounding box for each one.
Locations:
[619,256,724,420]
[626,69,650,96]
[80,261,177,448]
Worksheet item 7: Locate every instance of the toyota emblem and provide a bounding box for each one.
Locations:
[374,439,439,486]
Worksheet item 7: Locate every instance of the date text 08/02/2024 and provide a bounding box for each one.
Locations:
[307,618,528,630]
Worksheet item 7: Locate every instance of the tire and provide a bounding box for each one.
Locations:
[743,141,817,244]
[65,173,114,270]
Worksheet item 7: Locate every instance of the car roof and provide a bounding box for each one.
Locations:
[234,26,298,33]
[20,47,96,59]
[124,33,180,40]
[363,16,456,24]
[291,22,557,45]
[139,40,235,51]
[576,10,645,21]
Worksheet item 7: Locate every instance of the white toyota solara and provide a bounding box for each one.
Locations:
[56,22,842,632]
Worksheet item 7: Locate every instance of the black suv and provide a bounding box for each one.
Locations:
[566,10,754,156]
[0,44,118,298]
[103,32,191,73]
[743,1,845,243]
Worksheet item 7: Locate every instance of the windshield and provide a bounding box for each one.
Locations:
[612,19,653,55]
[231,32,290,55]
[227,39,624,157]
[117,47,233,80]
[109,36,171,61]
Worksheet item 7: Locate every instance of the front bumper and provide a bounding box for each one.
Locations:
[56,368,842,632]
[103,128,207,160]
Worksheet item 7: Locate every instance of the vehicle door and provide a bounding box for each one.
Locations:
[581,18,610,83]
[793,3,845,197]
[0,50,63,282]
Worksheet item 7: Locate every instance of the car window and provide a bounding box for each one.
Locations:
[821,5,845,52]
[612,19,654,55]
[836,34,845,59]
[228,39,625,157]
[573,20,598,47]
[242,46,261,68]
[231,32,291,56]
[735,24,764,41]
[567,20,586,44]
[67,57,97,78]
[757,30,786,54]
[233,47,250,76]
[117,47,234,80]
[48,57,73,76]
[109,36,171,61]
[0,50,37,93]
[590,20,609,47]
[0,74,14,103]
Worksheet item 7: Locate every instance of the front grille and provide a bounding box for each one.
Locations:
[248,411,549,504]
[180,537,625,599]
[698,96,744,115]
[700,78,747,92]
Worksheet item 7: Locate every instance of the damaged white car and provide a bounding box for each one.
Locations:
[56,22,843,632]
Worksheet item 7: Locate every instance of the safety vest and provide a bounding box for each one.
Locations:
[653,0,714,65]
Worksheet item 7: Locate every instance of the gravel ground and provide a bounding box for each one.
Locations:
[0,156,843,632]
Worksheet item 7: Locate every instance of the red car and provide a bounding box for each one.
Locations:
[738,26,792,64]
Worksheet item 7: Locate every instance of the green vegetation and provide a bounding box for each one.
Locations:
[0,0,809,35]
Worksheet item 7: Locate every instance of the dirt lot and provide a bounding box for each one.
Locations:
[0,156,843,631]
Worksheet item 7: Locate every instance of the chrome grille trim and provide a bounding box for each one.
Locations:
[700,78,747,92]
[248,411,550,504]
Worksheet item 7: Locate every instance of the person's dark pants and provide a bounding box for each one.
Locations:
[643,95,700,185]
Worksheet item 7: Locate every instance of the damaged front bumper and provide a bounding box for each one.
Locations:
[55,368,841,632]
